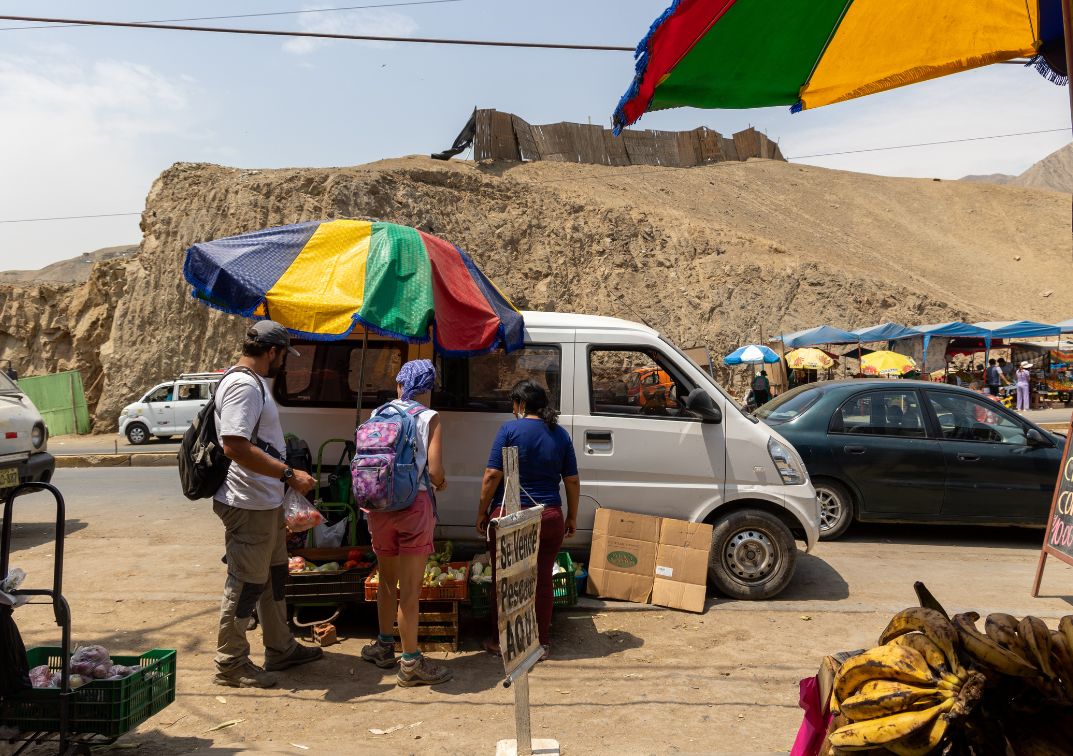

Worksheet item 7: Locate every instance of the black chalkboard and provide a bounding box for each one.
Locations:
[1033,419,1073,596]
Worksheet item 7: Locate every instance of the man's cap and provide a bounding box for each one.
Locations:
[247,320,300,356]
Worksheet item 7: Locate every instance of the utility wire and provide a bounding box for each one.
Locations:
[785,127,1070,160]
[0,14,635,51]
[0,211,141,225]
[0,1,465,32]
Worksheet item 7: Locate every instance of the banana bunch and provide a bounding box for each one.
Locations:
[828,608,981,755]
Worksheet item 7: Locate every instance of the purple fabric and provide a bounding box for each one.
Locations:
[395,359,436,400]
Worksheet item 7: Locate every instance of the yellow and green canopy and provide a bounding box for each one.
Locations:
[613,0,1067,130]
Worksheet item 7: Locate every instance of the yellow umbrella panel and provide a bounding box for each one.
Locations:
[785,348,835,371]
[861,350,917,377]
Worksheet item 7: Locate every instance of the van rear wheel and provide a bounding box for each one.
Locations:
[709,509,797,600]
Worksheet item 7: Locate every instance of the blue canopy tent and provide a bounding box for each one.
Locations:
[852,322,921,343]
[914,322,993,375]
[773,325,860,349]
[974,321,1062,339]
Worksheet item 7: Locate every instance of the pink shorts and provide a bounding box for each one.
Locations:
[366,491,435,557]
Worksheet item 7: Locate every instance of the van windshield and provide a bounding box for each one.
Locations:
[0,371,21,395]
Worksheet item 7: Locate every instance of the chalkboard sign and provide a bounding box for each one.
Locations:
[1032,419,1073,596]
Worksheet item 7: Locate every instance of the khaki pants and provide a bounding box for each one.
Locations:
[213,502,296,672]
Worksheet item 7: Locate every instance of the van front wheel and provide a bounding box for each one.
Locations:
[125,423,149,445]
[709,509,797,600]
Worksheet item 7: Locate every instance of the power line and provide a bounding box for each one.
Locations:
[0,211,141,225]
[785,127,1070,160]
[0,1,465,32]
[0,14,635,51]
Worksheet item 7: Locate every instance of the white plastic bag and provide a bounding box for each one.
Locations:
[284,490,324,533]
[311,518,347,547]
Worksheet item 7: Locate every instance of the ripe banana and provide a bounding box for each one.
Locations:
[886,709,953,756]
[1019,616,1056,679]
[1050,630,1073,700]
[839,679,951,721]
[879,607,963,675]
[953,612,1041,678]
[828,697,954,750]
[986,612,1029,656]
[1060,616,1073,660]
[833,644,940,703]
[888,632,952,676]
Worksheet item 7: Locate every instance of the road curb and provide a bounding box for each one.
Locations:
[55,453,177,468]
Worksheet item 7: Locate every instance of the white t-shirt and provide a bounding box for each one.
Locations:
[213,369,287,510]
[388,400,435,491]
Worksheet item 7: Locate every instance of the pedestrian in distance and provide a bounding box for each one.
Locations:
[477,380,580,661]
[998,357,1014,383]
[360,359,452,687]
[751,370,772,406]
[1016,361,1033,412]
[213,321,323,688]
[985,358,1005,397]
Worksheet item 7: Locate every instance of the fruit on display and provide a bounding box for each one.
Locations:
[820,584,1073,754]
[367,542,464,588]
[288,555,373,574]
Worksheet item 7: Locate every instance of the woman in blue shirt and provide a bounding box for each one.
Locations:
[477,380,580,659]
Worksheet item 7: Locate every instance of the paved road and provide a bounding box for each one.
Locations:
[48,433,181,456]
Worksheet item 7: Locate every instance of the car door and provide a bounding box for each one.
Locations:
[172,381,211,433]
[572,336,726,524]
[924,389,1060,524]
[144,384,175,434]
[827,388,945,517]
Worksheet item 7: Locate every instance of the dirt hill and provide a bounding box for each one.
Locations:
[961,142,1073,194]
[1,156,1069,429]
[0,244,138,285]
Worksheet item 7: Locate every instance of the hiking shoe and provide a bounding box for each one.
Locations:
[214,662,278,689]
[397,655,452,687]
[361,639,397,669]
[264,643,323,672]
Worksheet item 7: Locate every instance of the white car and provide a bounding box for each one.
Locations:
[274,311,820,600]
[0,370,53,496]
[118,372,222,444]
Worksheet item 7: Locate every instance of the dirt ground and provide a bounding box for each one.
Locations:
[4,468,1073,755]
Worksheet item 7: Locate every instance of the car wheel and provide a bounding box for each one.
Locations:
[125,423,150,445]
[709,509,797,600]
[814,479,854,541]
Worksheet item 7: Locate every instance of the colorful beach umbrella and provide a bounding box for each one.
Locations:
[613,0,1067,130]
[861,350,917,377]
[724,344,780,365]
[786,348,836,370]
[183,220,524,355]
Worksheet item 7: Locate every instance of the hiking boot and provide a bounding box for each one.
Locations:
[263,643,323,672]
[397,655,452,687]
[361,639,397,669]
[214,662,277,689]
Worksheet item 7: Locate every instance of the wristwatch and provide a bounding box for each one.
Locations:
[280,466,294,484]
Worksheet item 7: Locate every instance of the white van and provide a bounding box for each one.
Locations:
[118,372,223,444]
[274,312,819,599]
[0,371,54,496]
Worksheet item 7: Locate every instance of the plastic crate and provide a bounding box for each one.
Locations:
[469,579,492,619]
[552,552,577,608]
[364,562,469,602]
[0,648,176,739]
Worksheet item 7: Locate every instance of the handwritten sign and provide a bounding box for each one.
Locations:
[493,506,543,674]
[1032,419,1073,596]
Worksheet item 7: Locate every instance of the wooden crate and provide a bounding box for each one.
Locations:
[390,600,459,652]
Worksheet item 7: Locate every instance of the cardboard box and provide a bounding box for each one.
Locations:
[586,509,660,603]
[651,519,713,613]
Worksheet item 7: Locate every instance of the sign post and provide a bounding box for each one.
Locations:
[1032,417,1073,596]
[492,447,559,756]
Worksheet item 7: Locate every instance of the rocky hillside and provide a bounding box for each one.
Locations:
[0,245,138,285]
[1,156,1069,430]
[962,142,1073,193]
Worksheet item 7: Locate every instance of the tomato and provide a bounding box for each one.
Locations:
[343,560,359,570]
[347,549,362,562]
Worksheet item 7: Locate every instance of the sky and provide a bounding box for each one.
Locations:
[1,0,1071,270]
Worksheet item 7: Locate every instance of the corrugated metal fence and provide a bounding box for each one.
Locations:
[17,370,91,435]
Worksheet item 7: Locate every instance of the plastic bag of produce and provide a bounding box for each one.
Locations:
[29,664,56,689]
[311,518,347,547]
[69,645,111,677]
[284,490,324,533]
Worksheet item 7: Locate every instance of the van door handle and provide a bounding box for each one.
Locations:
[957,452,981,462]
[585,430,613,455]
[844,445,866,455]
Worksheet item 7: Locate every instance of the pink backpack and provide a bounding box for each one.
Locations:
[350,400,427,512]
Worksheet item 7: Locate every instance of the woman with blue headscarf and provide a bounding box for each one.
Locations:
[361,359,451,687]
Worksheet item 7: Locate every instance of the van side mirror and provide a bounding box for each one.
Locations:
[1026,428,1052,448]
[685,388,722,424]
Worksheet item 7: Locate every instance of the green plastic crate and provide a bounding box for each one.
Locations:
[0,648,176,739]
[469,578,492,619]
[551,552,577,608]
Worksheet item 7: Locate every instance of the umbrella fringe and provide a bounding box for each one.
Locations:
[1026,54,1068,85]
[789,100,804,114]
[612,0,682,134]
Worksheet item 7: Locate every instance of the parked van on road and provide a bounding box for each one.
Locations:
[118,372,223,444]
[0,370,54,496]
[274,312,819,599]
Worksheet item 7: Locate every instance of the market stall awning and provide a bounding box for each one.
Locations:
[852,322,920,342]
[773,325,859,349]
[1055,318,1073,333]
[915,322,993,338]
[974,320,1062,338]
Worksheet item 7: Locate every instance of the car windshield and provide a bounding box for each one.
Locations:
[0,371,21,395]
[755,385,824,424]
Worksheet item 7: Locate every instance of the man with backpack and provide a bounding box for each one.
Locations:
[358,359,452,687]
[751,370,772,406]
[212,321,321,688]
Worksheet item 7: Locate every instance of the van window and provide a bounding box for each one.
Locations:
[589,348,696,419]
[146,385,172,403]
[176,382,210,401]
[275,340,405,408]
[433,346,561,412]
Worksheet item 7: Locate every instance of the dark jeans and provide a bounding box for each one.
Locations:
[987,384,1000,396]
[488,506,565,647]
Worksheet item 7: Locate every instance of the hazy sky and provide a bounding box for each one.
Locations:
[1,0,1070,270]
